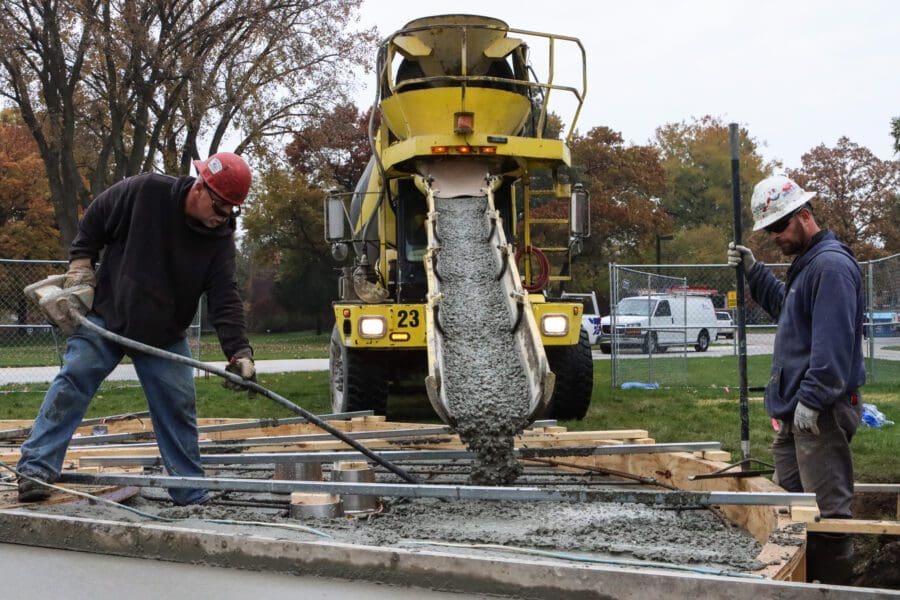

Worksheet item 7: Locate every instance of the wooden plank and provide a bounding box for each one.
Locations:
[790,505,821,523]
[701,450,732,462]
[807,518,900,535]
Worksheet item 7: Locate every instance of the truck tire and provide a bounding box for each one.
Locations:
[544,328,593,420]
[694,329,710,352]
[641,332,658,354]
[329,325,388,414]
[599,343,611,355]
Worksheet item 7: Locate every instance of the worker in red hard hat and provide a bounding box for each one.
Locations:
[17,152,256,506]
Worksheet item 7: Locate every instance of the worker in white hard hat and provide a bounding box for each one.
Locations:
[727,174,865,585]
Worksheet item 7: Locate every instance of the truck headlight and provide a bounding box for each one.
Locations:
[358,316,387,338]
[541,314,569,336]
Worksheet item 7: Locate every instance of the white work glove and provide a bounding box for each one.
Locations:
[793,402,820,435]
[65,257,96,289]
[727,242,756,270]
[224,347,256,396]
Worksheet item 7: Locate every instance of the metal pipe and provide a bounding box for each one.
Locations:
[57,472,817,507]
[78,442,723,467]
[729,123,750,467]
[69,417,558,447]
[72,312,420,484]
[70,425,453,447]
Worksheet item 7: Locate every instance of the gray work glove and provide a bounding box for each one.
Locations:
[727,242,756,270]
[23,273,93,336]
[224,347,256,396]
[793,402,820,435]
[65,257,96,289]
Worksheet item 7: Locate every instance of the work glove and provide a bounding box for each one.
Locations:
[65,257,96,289]
[793,402,820,435]
[23,273,93,336]
[224,347,256,395]
[727,242,756,270]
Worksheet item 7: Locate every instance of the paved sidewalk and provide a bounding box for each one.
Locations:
[0,359,329,385]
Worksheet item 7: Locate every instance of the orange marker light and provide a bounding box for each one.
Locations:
[342,308,351,318]
[431,146,449,154]
[455,145,474,154]
[478,146,497,154]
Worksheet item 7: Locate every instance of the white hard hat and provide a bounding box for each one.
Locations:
[750,175,816,231]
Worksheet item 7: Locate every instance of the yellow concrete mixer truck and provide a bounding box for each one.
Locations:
[324,15,593,427]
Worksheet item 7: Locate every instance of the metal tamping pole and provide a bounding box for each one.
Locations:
[729,123,751,468]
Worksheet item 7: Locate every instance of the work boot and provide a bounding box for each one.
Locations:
[17,474,52,502]
[807,532,854,585]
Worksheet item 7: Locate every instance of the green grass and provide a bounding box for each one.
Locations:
[0,371,331,421]
[577,360,900,483]
[1,352,896,483]
[0,330,333,367]
[0,331,65,367]
[201,330,332,360]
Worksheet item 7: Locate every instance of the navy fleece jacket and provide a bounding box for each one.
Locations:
[747,231,865,420]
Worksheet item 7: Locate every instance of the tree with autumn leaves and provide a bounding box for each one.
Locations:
[0,0,376,251]
[0,110,59,260]
[565,126,670,301]
[0,109,61,324]
[240,103,372,331]
[653,116,774,264]
[789,137,900,260]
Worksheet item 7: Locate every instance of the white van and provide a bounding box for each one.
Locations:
[598,293,718,354]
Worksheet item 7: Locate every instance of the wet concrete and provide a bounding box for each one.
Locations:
[28,486,765,574]
[434,196,530,485]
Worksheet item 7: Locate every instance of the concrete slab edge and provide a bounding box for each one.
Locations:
[0,511,893,599]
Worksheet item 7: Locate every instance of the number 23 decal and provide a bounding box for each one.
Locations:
[397,309,420,328]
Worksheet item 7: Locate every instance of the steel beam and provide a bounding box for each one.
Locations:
[79,441,723,467]
[57,472,816,507]
[69,426,454,449]
[68,417,559,446]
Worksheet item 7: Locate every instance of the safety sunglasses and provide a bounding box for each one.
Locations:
[763,208,799,234]
[206,184,241,218]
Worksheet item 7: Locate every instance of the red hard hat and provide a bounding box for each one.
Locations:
[192,152,252,206]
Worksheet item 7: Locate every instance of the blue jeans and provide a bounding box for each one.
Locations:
[18,313,209,505]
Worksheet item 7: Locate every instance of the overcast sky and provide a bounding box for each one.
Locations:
[353,0,899,170]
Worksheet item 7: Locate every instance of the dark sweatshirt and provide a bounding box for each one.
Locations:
[747,230,865,419]
[70,173,249,358]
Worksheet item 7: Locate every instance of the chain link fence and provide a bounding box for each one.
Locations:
[1,258,202,391]
[608,254,900,390]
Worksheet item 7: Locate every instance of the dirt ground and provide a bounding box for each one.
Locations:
[851,492,899,590]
